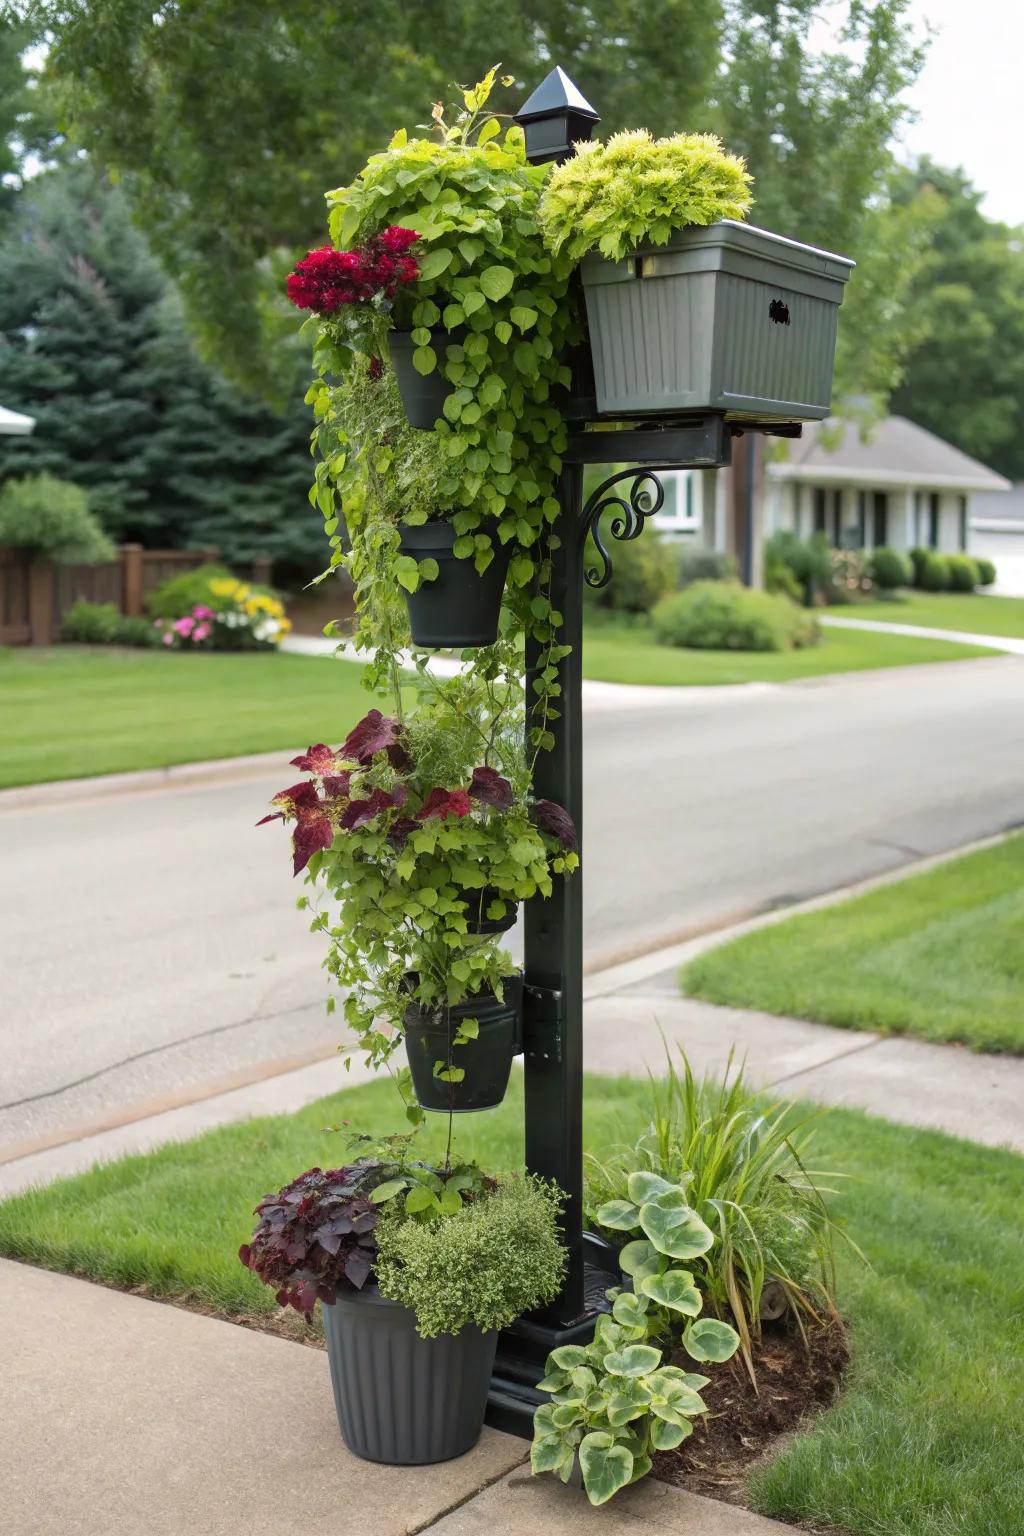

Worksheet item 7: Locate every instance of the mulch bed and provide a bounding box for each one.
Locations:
[653,1313,849,1507]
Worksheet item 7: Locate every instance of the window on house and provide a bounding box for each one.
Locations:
[958,495,968,550]
[813,487,826,534]
[928,493,940,549]
[872,493,888,547]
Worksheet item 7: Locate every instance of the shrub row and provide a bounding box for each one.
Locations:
[62,600,161,647]
[907,547,995,592]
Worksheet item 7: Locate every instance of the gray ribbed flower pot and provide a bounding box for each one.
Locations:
[581,220,854,422]
[322,1288,498,1465]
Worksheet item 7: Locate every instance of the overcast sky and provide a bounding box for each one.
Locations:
[815,0,1024,226]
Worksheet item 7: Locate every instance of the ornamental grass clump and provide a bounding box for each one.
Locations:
[374,1176,565,1337]
[585,1049,848,1383]
[538,130,753,264]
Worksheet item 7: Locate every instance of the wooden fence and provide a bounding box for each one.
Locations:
[0,544,273,645]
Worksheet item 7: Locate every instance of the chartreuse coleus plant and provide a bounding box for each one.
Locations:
[531,1174,740,1506]
[301,67,576,757]
[261,666,577,1117]
[538,129,753,263]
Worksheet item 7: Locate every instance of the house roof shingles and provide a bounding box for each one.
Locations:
[768,415,1011,493]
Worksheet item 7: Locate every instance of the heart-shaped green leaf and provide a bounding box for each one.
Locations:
[650,1417,693,1452]
[550,1344,590,1370]
[480,264,514,300]
[531,1433,566,1475]
[535,1369,569,1394]
[595,1198,640,1231]
[603,1344,661,1378]
[640,1268,703,1317]
[683,1317,742,1364]
[605,1392,644,1427]
[579,1431,634,1507]
[639,1200,715,1260]
[611,1292,649,1329]
[626,1171,680,1206]
[618,1239,657,1276]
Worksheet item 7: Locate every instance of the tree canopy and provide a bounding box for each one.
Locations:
[30,0,924,394]
[891,160,1024,481]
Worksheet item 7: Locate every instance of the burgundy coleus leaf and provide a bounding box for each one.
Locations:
[344,1247,373,1289]
[291,803,335,875]
[289,743,345,775]
[530,798,578,851]
[256,779,321,828]
[339,785,406,832]
[418,787,472,821]
[341,709,409,769]
[321,772,352,800]
[469,766,513,810]
[387,815,418,848]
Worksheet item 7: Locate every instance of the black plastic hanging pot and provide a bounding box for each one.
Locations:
[321,1286,497,1464]
[398,521,511,648]
[389,327,462,430]
[458,886,519,935]
[404,975,522,1113]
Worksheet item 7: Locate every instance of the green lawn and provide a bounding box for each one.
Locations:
[1,1072,1021,1536]
[0,646,372,788]
[580,619,994,686]
[848,590,1024,639]
[683,834,1024,1053]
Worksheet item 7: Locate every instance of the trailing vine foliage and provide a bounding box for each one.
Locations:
[269,73,583,1113]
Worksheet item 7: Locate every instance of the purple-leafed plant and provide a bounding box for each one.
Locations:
[238,1162,384,1315]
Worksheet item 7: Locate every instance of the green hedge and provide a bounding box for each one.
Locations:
[62,600,160,647]
[652,581,821,653]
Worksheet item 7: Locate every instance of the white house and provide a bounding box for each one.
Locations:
[0,404,35,436]
[970,482,1024,595]
[764,415,1010,554]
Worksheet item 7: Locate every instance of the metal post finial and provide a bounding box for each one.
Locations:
[513,65,600,166]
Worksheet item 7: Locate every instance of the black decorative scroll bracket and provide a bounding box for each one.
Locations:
[581,467,676,589]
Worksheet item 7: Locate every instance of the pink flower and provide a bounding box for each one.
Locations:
[192,604,215,621]
[161,632,174,646]
[192,623,211,642]
[173,616,195,636]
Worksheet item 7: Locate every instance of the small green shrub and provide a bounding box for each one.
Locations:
[0,475,114,564]
[946,553,981,592]
[145,563,233,620]
[652,581,820,653]
[975,557,997,587]
[677,547,736,589]
[908,547,930,587]
[869,546,912,590]
[919,552,951,591]
[763,530,833,606]
[116,615,161,647]
[374,1177,565,1337]
[62,601,162,647]
[62,600,122,644]
[539,130,753,262]
[583,528,677,614]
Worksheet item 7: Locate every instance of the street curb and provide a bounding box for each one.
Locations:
[583,824,1022,999]
[0,749,293,810]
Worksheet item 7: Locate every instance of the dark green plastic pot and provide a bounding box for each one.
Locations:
[404,976,523,1113]
[458,886,519,935]
[389,327,461,430]
[322,1286,497,1464]
[398,521,511,649]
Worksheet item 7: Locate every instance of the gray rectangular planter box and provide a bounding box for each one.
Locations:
[581,220,854,422]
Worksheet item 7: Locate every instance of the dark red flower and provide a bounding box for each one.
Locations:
[367,355,384,381]
[290,743,345,775]
[469,765,513,811]
[418,787,472,821]
[377,225,420,255]
[341,709,409,769]
[530,798,577,851]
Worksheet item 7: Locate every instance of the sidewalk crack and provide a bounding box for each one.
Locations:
[407,1451,529,1534]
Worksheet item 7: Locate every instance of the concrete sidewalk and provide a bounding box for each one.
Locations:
[0,1259,789,1536]
[820,611,1024,655]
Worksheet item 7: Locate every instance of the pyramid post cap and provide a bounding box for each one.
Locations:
[514,66,600,124]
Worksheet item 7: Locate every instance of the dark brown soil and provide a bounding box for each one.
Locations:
[653,1315,849,1507]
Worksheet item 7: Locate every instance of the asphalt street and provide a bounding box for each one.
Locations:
[2,654,1021,1152]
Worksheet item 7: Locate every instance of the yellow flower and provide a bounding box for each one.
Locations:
[209,577,244,599]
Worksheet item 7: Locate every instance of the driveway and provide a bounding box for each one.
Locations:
[2,654,1022,1154]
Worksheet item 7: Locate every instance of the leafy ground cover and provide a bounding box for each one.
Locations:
[1,1072,1021,1536]
[847,590,1024,638]
[682,834,1024,1053]
[581,619,993,686]
[0,646,371,788]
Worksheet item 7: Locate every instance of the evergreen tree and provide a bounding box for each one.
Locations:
[0,163,321,571]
